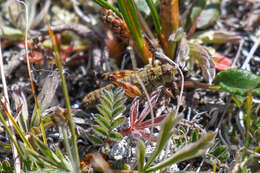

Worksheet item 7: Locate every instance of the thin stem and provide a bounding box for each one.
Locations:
[47,22,80,172]
[17,0,47,145]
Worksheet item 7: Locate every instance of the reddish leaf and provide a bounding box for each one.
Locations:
[132,129,157,141]
[213,52,232,71]
[130,98,139,127]
[135,114,167,129]
[137,87,161,124]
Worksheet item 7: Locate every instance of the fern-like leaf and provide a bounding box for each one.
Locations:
[90,88,126,145]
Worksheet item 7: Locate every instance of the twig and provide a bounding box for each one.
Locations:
[30,23,102,41]
[231,39,244,68]
[71,0,92,25]
[241,35,260,69]
[128,40,137,69]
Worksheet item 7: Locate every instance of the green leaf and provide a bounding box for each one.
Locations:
[0,26,24,40]
[145,132,216,173]
[214,68,260,96]
[112,105,126,118]
[109,132,123,141]
[111,116,125,129]
[100,95,113,111]
[212,146,227,157]
[32,136,60,165]
[2,160,12,173]
[93,125,109,138]
[55,148,67,166]
[256,117,260,127]
[137,139,145,172]
[192,30,241,44]
[103,89,113,103]
[232,96,244,108]
[219,153,229,162]
[97,104,112,120]
[196,4,220,29]
[88,135,104,145]
[93,0,122,18]
[94,114,110,130]
[114,88,124,99]
[31,72,59,127]
[25,147,59,168]
[113,97,126,110]
[190,0,207,23]
[191,129,199,142]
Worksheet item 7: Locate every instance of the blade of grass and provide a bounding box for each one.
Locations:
[145,0,161,35]
[93,0,122,18]
[117,0,147,63]
[16,0,47,145]
[137,139,145,172]
[242,91,253,161]
[0,112,26,162]
[47,20,80,172]
[0,100,33,149]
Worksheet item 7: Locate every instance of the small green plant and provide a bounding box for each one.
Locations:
[0,160,12,173]
[24,135,73,173]
[136,111,216,173]
[89,88,126,145]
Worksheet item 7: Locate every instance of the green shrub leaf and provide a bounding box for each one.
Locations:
[93,125,109,138]
[214,68,260,96]
[88,135,104,145]
[94,114,110,130]
[111,116,125,129]
[109,132,123,141]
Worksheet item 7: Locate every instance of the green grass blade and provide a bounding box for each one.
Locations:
[117,0,145,55]
[0,112,26,161]
[47,22,80,172]
[0,100,33,149]
[137,140,145,172]
[145,0,161,35]
[93,0,122,18]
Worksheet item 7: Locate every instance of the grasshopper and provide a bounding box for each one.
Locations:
[83,63,178,108]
